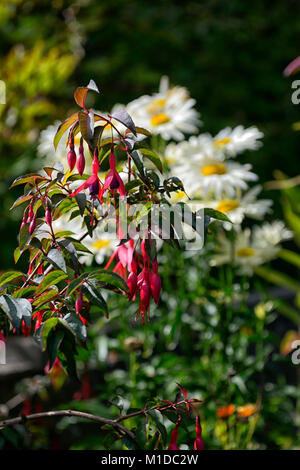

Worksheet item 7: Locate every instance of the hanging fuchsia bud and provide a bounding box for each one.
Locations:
[92,148,99,175]
[67,135,76,171]
[29,214,37,235]
[127,272,138,299]
[27,204,34,223]
[75,291,83,314]
[194,415,205,451]
[150,272,161,305]
[77,137,85,176]
[67,148,76,172]
[45,205,52,226]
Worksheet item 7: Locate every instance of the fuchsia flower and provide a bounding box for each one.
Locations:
[0,331,5,343]
[194,415,205,450]
[67,135,76,171]
[168,417,181,450]
[77,137,85,176]
[70,151,102,201]
[102,151,126,199]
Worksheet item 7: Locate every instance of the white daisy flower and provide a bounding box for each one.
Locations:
[173,155,258,200]
[125,76,201,141]
[211,221,293,275]
[191,186,272,226]
[213,125,263,157]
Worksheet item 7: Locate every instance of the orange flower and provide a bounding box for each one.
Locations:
[216,404,235,419]
[237,403,257,418]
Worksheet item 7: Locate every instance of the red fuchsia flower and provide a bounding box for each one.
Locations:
[0,331,5,343]
[33,310,44,333]
[67,135,76,171]
[101,151,126,199]
[22,320,31,337]
[150,258,161,305]
[194,415,205,451]
[69,150,102,225]
[168,417,181,450]
[77,137,86,176]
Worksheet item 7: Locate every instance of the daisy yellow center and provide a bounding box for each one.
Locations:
[216,200,239,213]
[146,98,166,115]
[236,247,255,257]
[214,137,231,147]
[172,190,186,201]
[150,113,170,127]
[201,163,227,176]
[92,240,111,250]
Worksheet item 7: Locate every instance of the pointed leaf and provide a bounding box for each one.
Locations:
[53,113,78,150]
[110,109,137,136]
[0,295,32,330]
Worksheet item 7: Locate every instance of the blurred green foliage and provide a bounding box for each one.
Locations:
[1,0,300,268]
[0,0,300,450]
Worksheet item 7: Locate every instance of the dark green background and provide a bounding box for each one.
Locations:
[1,0,300,269]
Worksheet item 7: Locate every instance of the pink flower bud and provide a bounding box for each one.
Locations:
[127,272,137,299]
[75,291,83,314]
[45,206,52,226]
[150,272,161,305]
[77,138,85,175]
[67,148,76,171]
[29,214,37,235]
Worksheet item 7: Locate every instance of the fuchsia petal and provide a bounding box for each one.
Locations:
[69,175,97,197]
[109,152,117,169]
[118,244,128,267]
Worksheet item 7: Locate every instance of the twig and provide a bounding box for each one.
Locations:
[0,409,138,444]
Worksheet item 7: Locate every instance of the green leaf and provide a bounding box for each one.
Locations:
[130,150,146,180]
[279,248,300,269]
[75,192,86,217]
[35,270,68,296]
[135,126,152,137]
[0,295,32,330]
[0,271,23,288]
[19,223,30,250]
[254,266,300,293]
[47,329,64,368]
[46,249,67,273]
[54,112,78,150]
[41,317,59,351]
[66,274,88,296]
[32,289,58,309]
[10,173,47,189]
[204,208,232,223]
[82,279,108,316]
[10,195,32,210]
[61,312,87,342]
[122,436,139,450]
[147,409,167,447]
[139,148,163,173]
[58,239,78,271]
[89,270,128,292]
[136,418,147,448]
[78,109,94,144]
